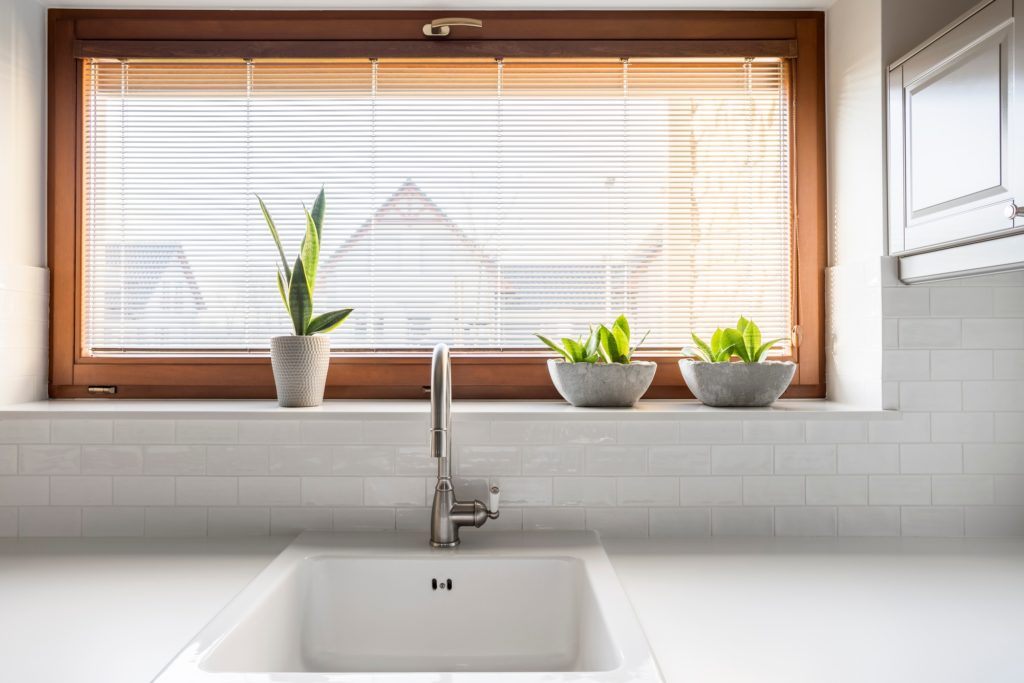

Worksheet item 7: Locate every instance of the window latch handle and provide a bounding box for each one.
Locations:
[423,17,483,37]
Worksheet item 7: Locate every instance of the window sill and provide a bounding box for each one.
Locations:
[0,399,897,420]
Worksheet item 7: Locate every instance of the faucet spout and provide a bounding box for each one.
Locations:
[428,342,499,548]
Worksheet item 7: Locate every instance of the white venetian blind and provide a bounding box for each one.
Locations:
[82,57,792,355]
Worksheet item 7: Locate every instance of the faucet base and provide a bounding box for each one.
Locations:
[430,539,460,548]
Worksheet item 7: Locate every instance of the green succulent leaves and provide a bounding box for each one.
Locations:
[257,187,354,336]
[536,314,648,365]
[689,317,787,364]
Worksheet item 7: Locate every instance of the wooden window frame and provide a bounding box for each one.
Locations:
[48,9,826,399]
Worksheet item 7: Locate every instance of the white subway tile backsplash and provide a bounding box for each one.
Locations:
[930,413,994,443]
[499,477,553,506]
[490,420,554,444]
[869,475,931,505]
[883,350,930,380]
[113,419,175,445]
[522,507,586,531]
[994,475,1024,505]
[456,446,521,476]
[331,446,395,475]
[964,444,1024,473]
[268,445,332,475]
[238,420,300,445]
[901,507,964,537]
[301,477,363,506]
[884,287,930,317]
[51,419,113,444]
[206,445,269,476]
[932,475,994,505]
[0,508,17,537]
[51,476,112,506]
[898,319,961,348]
[680,420,743,444]
[0,476,48,506]
[806,476,867,505]
[617,477,678,506]
[394,507,430,532]
[806,421,867,444]
[83,507,144,537]
[993,287,1024,316]
[617,420,678,444]
[0,419,50,444]
[838,444,899,474]
[269,507,332,535]
[837,506,900,537]
[333,508,396,531]
[648,445,711,475]
[19,507,81,537]
[994,350,1024,379]
[963,319,1024,349]
[930,287,994,317]
[899,382,962,412]
[743,476,804,505]
[900,444,963,473]
[965,506,1024,537]
[81,446,143,475]
[238,477,300,506]
[774,445,836,474]
[553,477,616,507]
[176,477,237,506]
[743,420,804,444]
[113,476,174,506]
[395,446,437,475]
[0,446,18,474]
[299,420,365,444]
[994,413,1024,443]
[775,507,836,536]
[175,420,237,444]
[144,446,205,475]
[208,507,270,536]
[648,507,710,538]
[20,445,80,474]
[679,477,742,506]
[585,446,646,475]
[146,505,205,536]
[930,350,993,380]
[522,445,584,475]
[550,421,616,444]
[868,413,930,443]
[585,508,648,538]
[711,445,772,475]
[363,419,429,445]
[963,381,1024,411]
[711,507,773,536]
[364,477,425,507]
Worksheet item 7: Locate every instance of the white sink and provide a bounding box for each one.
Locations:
[154,531,662,682]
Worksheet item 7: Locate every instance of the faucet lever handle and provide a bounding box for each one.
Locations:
[488,481,500,518]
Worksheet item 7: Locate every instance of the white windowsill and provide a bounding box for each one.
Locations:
[0,399,897,420]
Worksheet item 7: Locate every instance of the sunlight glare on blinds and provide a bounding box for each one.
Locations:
[82,57,792,354]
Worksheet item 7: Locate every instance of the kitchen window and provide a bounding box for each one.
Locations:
[48,10,825,398]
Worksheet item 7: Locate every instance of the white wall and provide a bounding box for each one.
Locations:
[0,0,48,405]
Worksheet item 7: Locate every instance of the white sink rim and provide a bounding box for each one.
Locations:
[153,530,662,682]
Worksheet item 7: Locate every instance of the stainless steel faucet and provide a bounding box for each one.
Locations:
[429,343,499,547]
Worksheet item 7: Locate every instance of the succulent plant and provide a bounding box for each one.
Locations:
[536,315,648,364]
[688,317,787,363]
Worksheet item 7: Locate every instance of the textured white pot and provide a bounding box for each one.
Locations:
[547,359,657,408]
[270,335,330,407]
[679,359,796,407]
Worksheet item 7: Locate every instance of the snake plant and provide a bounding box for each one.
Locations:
[689,317,787,363]
[257,187,353,336]
[536,315,649,364]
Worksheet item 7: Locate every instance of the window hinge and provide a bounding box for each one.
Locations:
[791,325,803,348]
[87,386,117,395]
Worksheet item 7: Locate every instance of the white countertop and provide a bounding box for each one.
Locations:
[1,535,1021,683]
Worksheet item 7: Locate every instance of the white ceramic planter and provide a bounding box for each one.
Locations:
[679,359,796,407]
[547,359,657,408]
[270,335,330,407]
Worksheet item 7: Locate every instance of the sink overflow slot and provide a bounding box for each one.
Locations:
[431,578,453,591]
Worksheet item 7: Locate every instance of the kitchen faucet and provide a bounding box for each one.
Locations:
[429,342,500,547]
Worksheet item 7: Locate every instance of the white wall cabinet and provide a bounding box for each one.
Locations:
[888,0,1024,281]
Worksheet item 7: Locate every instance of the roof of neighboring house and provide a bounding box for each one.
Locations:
[103,242,205,313]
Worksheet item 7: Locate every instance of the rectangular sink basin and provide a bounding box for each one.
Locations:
[154,531,662,682]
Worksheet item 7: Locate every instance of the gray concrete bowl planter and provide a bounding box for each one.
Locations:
[271,335,331,407]
[679,359,796,407]
[547,359,657,408]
